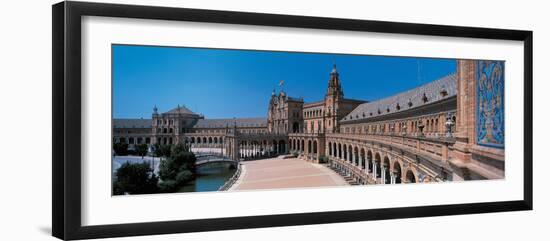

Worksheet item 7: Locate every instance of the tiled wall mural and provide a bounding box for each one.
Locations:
[476,60,505,148]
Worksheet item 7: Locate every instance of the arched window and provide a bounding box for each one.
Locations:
[313,141,317,154]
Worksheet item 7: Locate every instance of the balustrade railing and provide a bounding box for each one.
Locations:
[218,163,242,191]
[326,132,454,162]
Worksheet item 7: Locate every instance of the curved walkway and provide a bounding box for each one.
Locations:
[230,157,348,191]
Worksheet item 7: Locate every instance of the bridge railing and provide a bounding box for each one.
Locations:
[195,155,236,166]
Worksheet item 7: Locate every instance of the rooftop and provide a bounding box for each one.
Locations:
[193,117,267,128]
[163,105,198,115]
[113,118,152,128]
[341,73,457,123]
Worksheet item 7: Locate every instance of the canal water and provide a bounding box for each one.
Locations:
[178,163,236,192]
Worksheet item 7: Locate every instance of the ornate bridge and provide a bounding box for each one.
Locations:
[195,153,238,167]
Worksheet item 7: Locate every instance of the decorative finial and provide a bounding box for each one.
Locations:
[153,105,158,114]
[331,63,338,74]
[440,85,448,97]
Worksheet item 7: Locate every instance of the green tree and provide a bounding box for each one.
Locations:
[113,162,159,195]
[135,144,148,158]
[113,142,128,156]
[154,144,172,158]
[158,143,196,192]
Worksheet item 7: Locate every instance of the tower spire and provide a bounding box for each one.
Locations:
[326,63,343,97]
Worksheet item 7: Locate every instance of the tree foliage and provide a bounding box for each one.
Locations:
[135,144,148,158]
[153,144,172,158]
[113,162,159,195]
[158,143,196,192]
[113,142,128,156]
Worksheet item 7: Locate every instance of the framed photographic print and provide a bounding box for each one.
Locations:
[52,1,533,240]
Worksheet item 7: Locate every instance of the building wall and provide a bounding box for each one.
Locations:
[267,92,304,134]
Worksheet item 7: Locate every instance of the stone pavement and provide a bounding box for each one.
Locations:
[230,157,348,191]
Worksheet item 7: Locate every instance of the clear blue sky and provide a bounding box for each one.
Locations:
[113,45,456,119]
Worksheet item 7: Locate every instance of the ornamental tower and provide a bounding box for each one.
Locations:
[324,64,344,133]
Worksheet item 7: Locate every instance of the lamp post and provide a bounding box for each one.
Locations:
[445,112,455,138]
[418,122,425,137]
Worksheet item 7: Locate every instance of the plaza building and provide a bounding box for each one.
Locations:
[114,59,505,184]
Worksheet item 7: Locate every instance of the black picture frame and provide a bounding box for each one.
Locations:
[52,1,533,240]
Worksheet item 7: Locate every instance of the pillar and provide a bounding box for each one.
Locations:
[373,162,378,181]
[381,166,386,184]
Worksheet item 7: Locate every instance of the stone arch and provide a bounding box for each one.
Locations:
[278,140,286,154]
[289,138,293,150]
[367,150,373,173]
[343,144,347,160]
[313,140,318,154]
[347,145,353,163]
[338,143,342,159]
[383,156,391,184]
[272,140,278,154]
[328,142,332,156]
[405,169,417,183]
[393,161,403,184]
[202,137,207,144]
[360,148,366,169]
[374,152,382,178]
[354,146,359,166]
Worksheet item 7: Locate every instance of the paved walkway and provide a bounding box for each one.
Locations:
[230,157,348,191]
